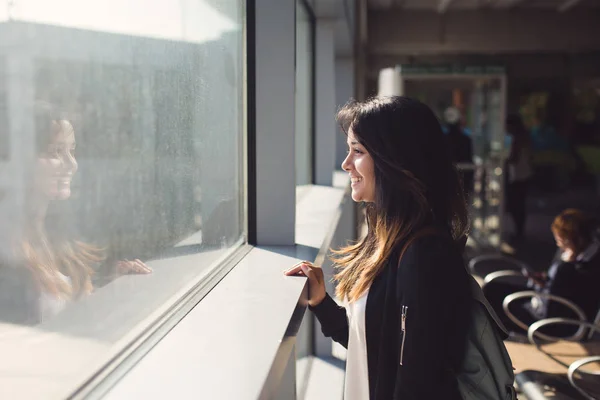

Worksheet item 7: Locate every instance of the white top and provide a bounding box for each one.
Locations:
[344,289,370,400]
[38,272,71,322]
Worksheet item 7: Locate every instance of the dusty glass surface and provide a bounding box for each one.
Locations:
[0,1,244,397]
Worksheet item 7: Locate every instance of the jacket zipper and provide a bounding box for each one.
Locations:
[400,305,408,366]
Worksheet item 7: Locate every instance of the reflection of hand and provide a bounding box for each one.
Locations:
[284,261,326,307]
[116,259,153,275]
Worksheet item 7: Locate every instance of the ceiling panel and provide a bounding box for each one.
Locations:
[368,0,600,10]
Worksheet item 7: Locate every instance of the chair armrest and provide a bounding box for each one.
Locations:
[528,318,600,344]
[502,291,588,340]
[482,270,528,290]
[468,254,530,276]
[568,356,600,400]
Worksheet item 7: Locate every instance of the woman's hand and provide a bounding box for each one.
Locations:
[284,261,326,307]
[116,259,153,275]
[561,249,576,262]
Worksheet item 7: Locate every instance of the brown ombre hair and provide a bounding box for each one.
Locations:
[19,233,104,299]
[333,97,469,302]
[551,209,595,256]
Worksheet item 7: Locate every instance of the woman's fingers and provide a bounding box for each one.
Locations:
[284,261,313,276]
[283,261,326,306]
[300,263,317,280]
[117,259,153,275]
[133,259,153,274]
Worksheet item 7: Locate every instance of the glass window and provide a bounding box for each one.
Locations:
[294,0,315,395]
[0,57,7,161]
[295,0,314,186]
[0,0,245,397]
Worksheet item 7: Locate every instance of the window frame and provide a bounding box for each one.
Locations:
[0,2,250,398]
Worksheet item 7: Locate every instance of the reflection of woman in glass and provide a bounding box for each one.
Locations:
[0,112,150,324]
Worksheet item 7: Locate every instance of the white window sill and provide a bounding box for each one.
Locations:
[0,182,349,399]
[100,183,350,400]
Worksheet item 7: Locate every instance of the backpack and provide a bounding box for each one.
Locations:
[458,274,517,400]
[400,229,517,400]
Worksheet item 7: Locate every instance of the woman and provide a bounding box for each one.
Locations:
[0,110,151,325]
[484,209,600,337]
[505,114,533,239]
[285,97,472,399]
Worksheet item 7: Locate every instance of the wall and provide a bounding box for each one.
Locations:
[368,9,600,56]
[335,57,354,168]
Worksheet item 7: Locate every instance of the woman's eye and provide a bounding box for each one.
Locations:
[353,148,362,154]
[47,149,60,158]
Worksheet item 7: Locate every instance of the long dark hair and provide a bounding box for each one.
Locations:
[333,96,469,301]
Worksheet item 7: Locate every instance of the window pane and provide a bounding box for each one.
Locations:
[0,0,244,397]
[295,1,314,186]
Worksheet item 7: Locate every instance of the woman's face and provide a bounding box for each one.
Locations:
[553,232,571,252]
[34,120,78,201]
[341,129,375,203]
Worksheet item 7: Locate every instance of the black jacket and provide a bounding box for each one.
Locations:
[538,243,600,323]
[311,232,471,399]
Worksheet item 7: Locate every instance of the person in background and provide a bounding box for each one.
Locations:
[444,106,474,201]
[0,109,151,325]
[505,114,533,239]
[285,97,472,399]
[484,209,600,337]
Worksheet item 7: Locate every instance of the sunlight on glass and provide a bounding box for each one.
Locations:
[0,0,244,397]
[4,0,238,43]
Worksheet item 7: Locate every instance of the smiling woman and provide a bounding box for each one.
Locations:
[287,96,473,400]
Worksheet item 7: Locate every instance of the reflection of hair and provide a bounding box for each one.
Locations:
[333,97,469,302]
[34,102,74,154]
[20,234,103,299]
[551,209,596,255]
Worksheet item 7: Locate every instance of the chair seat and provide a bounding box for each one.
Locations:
[508,340,600,399]
[515,370,586,400]
[506,340,600,374]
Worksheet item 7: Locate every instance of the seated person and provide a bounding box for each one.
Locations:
[484,209,600,337]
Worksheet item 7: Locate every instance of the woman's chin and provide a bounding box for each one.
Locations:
[51,189,72,201]
[351,190,363,202]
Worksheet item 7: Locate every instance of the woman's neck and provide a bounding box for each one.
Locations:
[27,195,49,235]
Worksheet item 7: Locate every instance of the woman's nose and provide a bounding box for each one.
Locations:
[63,154,78,174]
[341,155,352,172]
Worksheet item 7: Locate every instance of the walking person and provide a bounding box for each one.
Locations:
[285,97,473,399]
[444,106,474,201]
[505,114,533,239]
